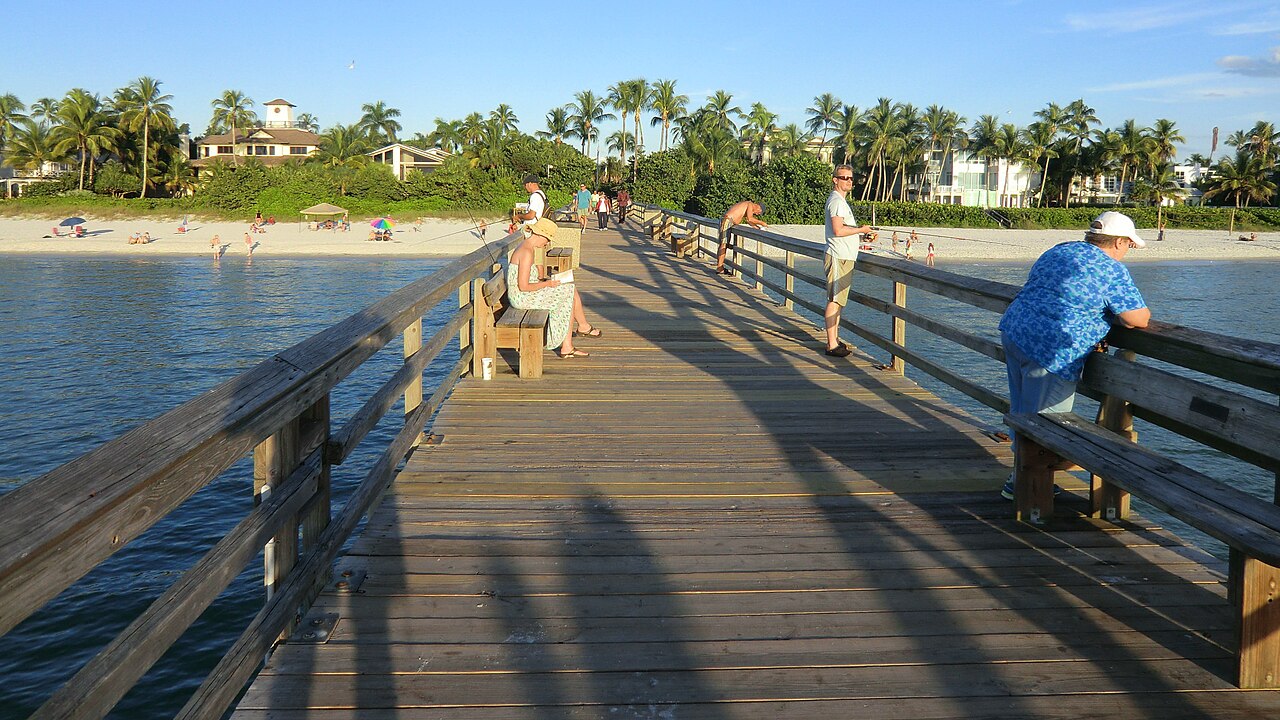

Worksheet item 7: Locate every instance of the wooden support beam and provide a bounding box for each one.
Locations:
[1236,555,1280,688]
[1013,433,1056,526]
[891,280,907,375]
[253,414,301,605]
[1092,349,1136,520]
[472,278,495,378]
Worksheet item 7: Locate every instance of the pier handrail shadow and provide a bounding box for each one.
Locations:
[631,201,1280,686]
[0,233,522,718]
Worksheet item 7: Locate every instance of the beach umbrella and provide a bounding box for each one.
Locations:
[59,217,86,227]
[370,217,395,230]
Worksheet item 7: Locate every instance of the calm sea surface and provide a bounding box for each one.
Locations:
[0,253,1276,717]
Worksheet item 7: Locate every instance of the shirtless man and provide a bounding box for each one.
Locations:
[715,200,768,275]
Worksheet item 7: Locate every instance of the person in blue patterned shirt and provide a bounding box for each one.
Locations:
[998,211,1151,499]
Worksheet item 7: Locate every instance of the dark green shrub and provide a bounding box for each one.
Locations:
[687,160,751,218]
[94,161,140,198]
[197,160,270,210]
[630,150,696,210]
[751,154,832,223]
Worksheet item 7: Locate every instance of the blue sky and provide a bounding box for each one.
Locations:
[6,0,1279,157]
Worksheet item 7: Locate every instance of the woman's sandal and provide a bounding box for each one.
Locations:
[573,327,603,338]
[559,349,590,359]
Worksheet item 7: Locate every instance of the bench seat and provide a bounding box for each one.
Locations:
[1005,410,1280,688]
[473,272,551,379]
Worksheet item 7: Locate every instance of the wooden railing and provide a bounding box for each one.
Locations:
[633,203,1280,498]
[0,234,521,719]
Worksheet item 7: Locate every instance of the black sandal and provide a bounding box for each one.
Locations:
[574,327,603,338]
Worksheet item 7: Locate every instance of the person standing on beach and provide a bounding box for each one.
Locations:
[998,211,1151,500]
[926,242,936,267]
[714,200,768,275]
[575,184,591,230]
[514,174,548,225]
[244,233,254,256]
[823,164,875,357]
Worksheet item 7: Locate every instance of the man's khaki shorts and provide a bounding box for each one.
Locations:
[825,254,856,306]
[719,217,735,248]
[577,209,589,221]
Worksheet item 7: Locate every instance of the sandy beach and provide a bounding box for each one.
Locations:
[0,214,1276,262]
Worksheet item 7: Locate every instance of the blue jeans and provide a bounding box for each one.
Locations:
[1003,333,1076,481]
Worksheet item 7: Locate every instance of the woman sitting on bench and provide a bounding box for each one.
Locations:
[507,218,601,359]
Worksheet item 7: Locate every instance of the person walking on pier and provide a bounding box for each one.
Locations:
[617,188,631,223]
[998,211,1151,499]
[595,192,612,230]
[823,164,876,357]
[575,184,591,230]
[714,200,768,275]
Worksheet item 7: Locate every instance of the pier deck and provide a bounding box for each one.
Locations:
[232,223,1280,718]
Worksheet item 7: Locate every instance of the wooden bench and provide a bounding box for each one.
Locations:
[472,272,549,379]
[1004,348,1280,688]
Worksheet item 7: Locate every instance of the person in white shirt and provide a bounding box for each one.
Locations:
[514,174,548,225]
[823,164,875,357]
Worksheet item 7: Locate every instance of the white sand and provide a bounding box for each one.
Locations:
[0,214,1277,262]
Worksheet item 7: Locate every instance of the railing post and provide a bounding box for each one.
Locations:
[254,414,302,605]
[472,277,496,377]
[754,236,764,292]
[1091,349,1136,520]
[890,280,906,374]
[404,317,423,447]
[661,214,674,251]
[784,250,795,309]
[458,282,472,363]
[299,394,331,603]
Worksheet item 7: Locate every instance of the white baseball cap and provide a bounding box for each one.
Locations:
[1089,211,1145,247]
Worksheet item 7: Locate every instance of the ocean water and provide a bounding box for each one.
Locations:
[0,253,1276,717]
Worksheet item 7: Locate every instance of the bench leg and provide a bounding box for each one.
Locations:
[518,326,544,379]
[1091,382,1136,520]
[1013,434,1057,526]
[1236,555,1280,688]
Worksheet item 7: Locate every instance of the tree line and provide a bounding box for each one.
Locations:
[2,78,1276,212]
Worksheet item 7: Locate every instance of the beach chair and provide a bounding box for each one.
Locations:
[74,226,86,238]
[51,227,62,237]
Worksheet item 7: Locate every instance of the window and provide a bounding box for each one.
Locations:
[216,146,233,154]
[253,146,268,155]
[290,147,308,155]
[268,146,276,155]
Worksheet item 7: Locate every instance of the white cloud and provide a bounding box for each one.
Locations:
[1064,3,1222,33]
[1214,19,1280,36]
[1087,73,1220,93]
[1217,47,1280,77]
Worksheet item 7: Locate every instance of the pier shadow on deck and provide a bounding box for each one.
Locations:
[231,221,1280,719]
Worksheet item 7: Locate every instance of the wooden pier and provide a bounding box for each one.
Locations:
[228,222,1280,718]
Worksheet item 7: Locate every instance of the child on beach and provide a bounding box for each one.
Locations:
[891,231,900,255]
[244,233,254,256]
[907,230,918,260]
[212,234,221,258]
[926,243,936,267]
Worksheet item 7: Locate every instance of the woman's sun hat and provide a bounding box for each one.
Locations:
[524,217,558,241]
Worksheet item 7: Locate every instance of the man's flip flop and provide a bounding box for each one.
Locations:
[574,327,603,338]
[559,349,590,358]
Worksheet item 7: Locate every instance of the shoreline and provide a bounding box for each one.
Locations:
[0,215,1277,262]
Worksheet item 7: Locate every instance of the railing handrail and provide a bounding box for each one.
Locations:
[0,232,521,718]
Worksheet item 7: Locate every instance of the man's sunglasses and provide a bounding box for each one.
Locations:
[834,175,853,181]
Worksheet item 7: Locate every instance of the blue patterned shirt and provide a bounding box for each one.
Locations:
[999,242,1146,381]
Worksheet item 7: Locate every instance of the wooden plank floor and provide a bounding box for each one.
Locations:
[233,222,1280,718]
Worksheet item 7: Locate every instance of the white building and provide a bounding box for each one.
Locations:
[367,143,451,180]
[922,150,1041,208]
[193,98,321,171]
[2,160,77,198]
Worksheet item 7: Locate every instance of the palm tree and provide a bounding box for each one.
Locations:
[769,124,811,159]
[857,98,899,201]
[1021,121,1058,206]
[537,107,571,144]
[607,80,640,172]
[1246,121,1280,169]
[295,113,319,132]
[159,153,197,197]
[0,94,27,154]
[567,90,615,156]
[1062,99,1098,207]
[209,90,255,166]
[429,117,463,152]
[1115,119,1153,203]
[1148,118,1184,170]
[119,76,174,197]
[805,93,842,152]
[1141,161,1186,229]
[489,104,519,136]
[1085,127,1122,202]
[1205,152,1277,208]
[702,90,743,135]
[459,112,486,147]
[647,79,687,152]
[678,109,739,174]
[359,101,403,143]
[51,89,122,189]
[314,124,370,193]
[29,98,58,123]
[1187,152,1212,168]
[831,104,862,167]
[3,120,61,173]
[606,129,635,162]
[742,102,778,165]
[888,103,923,201]
[628,79,650,174]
